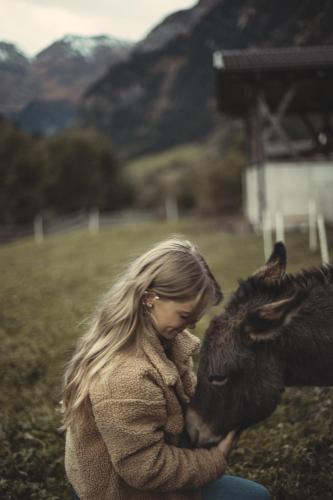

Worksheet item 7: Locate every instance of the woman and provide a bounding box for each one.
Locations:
[61,238,271,500]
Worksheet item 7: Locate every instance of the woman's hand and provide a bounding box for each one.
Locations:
[216,430,240,460]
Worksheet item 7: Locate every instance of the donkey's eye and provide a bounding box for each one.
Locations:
[208,375,228,387]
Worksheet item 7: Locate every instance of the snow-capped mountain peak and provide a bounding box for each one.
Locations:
[0,47,10,62]
[61,34,133,59]
[0,41,28,63]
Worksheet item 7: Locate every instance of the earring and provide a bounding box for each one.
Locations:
[143,291,159,309]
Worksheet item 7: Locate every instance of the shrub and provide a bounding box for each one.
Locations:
[45,129,132,215]
[0,118,46,224]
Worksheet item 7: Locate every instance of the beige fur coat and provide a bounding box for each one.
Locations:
[65,329,227,499]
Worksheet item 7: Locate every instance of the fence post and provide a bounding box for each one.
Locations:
[275,211,285,243]
[89,208,100,234]
[317,214,330,264]
[34,215,44,243]
[308,200,317,252]
[263,209,273,260]
[165,196,179,223]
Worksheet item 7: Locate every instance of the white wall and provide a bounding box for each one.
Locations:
[245,161,333,226]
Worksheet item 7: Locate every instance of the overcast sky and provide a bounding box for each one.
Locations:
[0,0,197,56]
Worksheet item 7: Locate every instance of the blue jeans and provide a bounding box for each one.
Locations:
[202,475,271,500]
[70,475,271,499]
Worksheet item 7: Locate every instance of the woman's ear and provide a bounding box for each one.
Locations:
[143,290,160,307]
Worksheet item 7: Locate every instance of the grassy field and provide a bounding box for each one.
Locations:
[1,218,332,499]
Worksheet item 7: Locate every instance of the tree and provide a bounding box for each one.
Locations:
[0,117,46,224]
[192,148,246,214]
[45,129,131,215]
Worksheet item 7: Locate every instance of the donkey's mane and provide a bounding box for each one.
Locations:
[228,264,333,310]
[287,264,333,289]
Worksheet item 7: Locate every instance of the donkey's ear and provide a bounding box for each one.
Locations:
[244,288,306,342]
[252,242,287,281]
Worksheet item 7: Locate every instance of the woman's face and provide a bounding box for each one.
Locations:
[149,295,203,340]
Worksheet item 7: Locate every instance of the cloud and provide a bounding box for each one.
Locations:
[0,0,196,56]
[1,1,99,56]
[15,0,196,19]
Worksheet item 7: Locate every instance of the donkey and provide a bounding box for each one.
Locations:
[186,242,333,446]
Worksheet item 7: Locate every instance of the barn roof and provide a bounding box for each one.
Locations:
[213,46,333,116]
[213,45,333,72]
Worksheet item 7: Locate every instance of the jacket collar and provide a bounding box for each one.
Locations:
[141,327,200,386]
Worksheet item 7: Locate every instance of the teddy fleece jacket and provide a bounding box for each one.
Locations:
[65,329,227,499]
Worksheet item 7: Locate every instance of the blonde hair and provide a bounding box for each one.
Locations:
[60,238,222,430]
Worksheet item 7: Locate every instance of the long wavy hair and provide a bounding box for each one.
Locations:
[60,238,222,431]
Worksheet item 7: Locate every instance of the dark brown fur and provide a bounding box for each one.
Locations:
[189,243,333,439]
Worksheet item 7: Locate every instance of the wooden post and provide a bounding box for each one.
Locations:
[248,95,266,220]
[34,215,44,243]
[308,200,317,252]
[275,212,285,243]
[165,196,179,223]
[317,214,330,264]
[259,92,298,160]
[263,210,273,260]
[89,207,100,234]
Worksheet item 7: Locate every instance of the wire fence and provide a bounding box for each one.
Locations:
[1,207,331,265]
[0,208,164,245]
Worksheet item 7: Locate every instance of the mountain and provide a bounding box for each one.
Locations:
[135,0,220,54]
[31,35,133,103]
[0,42,35,115]
[79,0,333,158]
[0,35,134,135]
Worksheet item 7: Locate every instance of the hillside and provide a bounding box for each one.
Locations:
[1,220,333,498]
[0,35,133,135]
[31,35,132,103]
[80,0,333,158]
[0,42,34,115]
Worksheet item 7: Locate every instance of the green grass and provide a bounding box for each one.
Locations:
[1,219,332,499]
[125,143,203,180]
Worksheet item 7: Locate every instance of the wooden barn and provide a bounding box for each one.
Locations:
[213,45,333,228]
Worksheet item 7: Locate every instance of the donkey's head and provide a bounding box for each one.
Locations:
[186,242,307,446]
